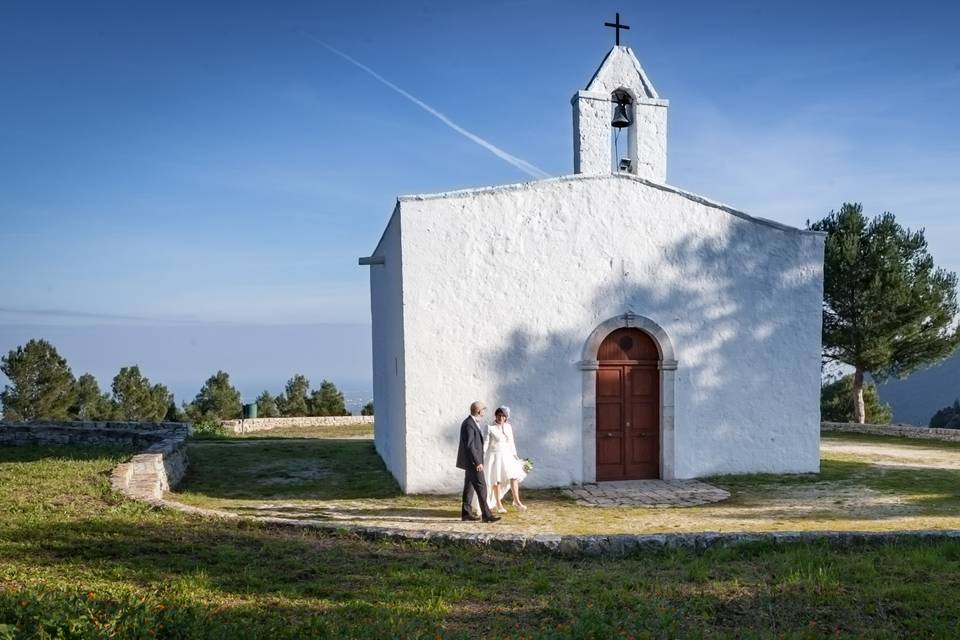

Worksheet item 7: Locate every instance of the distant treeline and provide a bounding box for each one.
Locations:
[0,339,373,424]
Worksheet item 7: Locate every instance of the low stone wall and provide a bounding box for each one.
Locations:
[822,421,960,442]
[0,421,190,503]
[222,415,374,433]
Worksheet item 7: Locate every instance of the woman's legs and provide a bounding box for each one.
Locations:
[510,479,525,508]
[493,482,504,510]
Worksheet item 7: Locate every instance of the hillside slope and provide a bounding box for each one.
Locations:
[878,351,960,425]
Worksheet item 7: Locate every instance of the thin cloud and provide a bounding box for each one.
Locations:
[310,37,550,180]
[0,307,200,324]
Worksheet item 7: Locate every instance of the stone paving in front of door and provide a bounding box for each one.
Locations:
[563,479,730,507]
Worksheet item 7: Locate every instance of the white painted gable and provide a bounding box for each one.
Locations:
[584,46,659,98]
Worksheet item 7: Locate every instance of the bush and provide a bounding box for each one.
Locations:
[189,418,230,440]
[930,400,960,429]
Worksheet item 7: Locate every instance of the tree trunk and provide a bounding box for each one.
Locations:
[852,366,866,424]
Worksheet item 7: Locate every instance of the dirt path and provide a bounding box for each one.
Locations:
[821,439,960,469]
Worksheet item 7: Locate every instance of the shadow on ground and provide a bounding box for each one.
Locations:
[180,438,401,501]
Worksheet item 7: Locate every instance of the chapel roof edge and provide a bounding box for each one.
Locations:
[395,174,825,237]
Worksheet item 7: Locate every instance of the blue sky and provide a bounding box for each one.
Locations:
[1,1,958,405]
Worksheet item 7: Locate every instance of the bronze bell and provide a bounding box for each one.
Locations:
[611,102,631,128]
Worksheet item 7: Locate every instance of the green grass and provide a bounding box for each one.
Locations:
[6,440,960,637]
[180,439,399,501]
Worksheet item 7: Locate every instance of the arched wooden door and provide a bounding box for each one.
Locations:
[596,328,661,480]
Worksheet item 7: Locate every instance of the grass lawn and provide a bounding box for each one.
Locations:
[230,423,375,439]
[173,431,960,536]
[4,444,960,637]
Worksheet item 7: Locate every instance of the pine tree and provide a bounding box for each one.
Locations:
[111,366,171,421]
[308,379,347,416]
[1,339,76,421]
[361,401,374,416]
[810,204,960,423]
[277,374,310,417]
[69,373,113,420]
[185,371,242,421]
[255,390,279,418]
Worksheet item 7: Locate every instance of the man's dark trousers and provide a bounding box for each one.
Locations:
[461,467,493,520]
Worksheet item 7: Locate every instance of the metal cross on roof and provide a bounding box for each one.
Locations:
[604,12,630,46]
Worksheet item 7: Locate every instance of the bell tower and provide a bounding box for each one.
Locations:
[572,35,669,182]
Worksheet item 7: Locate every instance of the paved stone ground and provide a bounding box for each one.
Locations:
[563,479,730,507]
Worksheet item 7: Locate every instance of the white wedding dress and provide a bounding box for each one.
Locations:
[483,422,526,507]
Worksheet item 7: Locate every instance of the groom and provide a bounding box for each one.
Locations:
[456,401,500,522]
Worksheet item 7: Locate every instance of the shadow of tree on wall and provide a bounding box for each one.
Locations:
[485,221,822,482]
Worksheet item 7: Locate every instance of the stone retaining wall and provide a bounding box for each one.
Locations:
[822,421,960,442]
[0,421,190,503]
[222,415,374,433]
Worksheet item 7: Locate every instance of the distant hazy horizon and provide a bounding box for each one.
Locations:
[0,323,373,415]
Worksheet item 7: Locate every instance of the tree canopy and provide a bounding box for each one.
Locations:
[255,391,279,418]
[111,366,171,421]
[309,380,348,416]
[810,203,959,422]
[361,401,374,416]
[1,339,76,421]
[70,373,113,421]
[185,371,242,421]
[276,374,311,417]
[930,400,960,429]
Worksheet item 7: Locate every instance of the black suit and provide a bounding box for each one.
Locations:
[456,415,493,520]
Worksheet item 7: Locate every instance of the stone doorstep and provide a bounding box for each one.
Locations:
[562,480,729,508]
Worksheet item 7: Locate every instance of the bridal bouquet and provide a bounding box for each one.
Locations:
[521,457,534,474]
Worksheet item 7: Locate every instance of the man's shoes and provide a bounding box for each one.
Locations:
[482,515,502,523]
[461,514,481,522]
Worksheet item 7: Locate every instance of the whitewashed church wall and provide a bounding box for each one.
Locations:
[396,175,823,493]
[369,211,408,491]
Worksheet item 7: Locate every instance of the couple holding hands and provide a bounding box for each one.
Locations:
[456,401,528,522]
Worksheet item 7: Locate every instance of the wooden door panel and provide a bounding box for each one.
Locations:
[630,401,658,432]
[597,368,622,398]
[630,435,658,463]
[630,368,657,397]
[597,435,623,466]
[597,403,622,434]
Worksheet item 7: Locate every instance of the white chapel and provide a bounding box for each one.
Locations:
[360,41,825,494]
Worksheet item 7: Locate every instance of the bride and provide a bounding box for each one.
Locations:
[484,406,527,512]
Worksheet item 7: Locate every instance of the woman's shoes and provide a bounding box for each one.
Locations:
[512,502,528,512]
[497,505,507,513]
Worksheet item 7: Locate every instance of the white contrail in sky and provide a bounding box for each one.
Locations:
[313,38,550,179]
